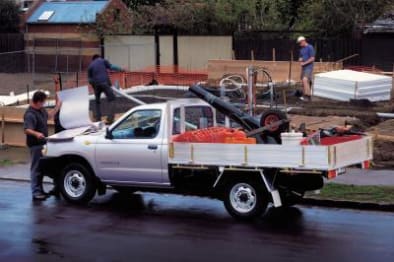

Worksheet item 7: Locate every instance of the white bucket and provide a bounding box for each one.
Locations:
[281,132,303,145]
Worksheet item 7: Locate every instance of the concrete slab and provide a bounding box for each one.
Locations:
[328,168,394,186]
[0,164,51,183]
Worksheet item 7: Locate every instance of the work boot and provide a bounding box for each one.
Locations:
[32,193,47,201]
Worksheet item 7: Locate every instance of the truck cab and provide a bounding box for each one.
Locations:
[42,99,226,201]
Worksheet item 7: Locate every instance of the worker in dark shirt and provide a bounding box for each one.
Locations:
[24,91,61,201]
[87,54,123,124]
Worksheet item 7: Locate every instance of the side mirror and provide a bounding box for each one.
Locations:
[105,127,113,139]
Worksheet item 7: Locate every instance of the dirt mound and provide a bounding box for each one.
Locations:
[373,139,394,168]
[288,114,357,131]
[368,119,394,136]
[366,120,394,168]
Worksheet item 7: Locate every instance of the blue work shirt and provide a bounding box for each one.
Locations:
[299,44,315,71]
[87,58,122,85]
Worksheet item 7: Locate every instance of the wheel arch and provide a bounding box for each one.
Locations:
[60,155,95,173]
[41,154,105,194]
[220,170,271,220]
[214,170,266,197]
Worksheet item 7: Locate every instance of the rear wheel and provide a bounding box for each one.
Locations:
[223,179,268,221]
[59,163,96,204]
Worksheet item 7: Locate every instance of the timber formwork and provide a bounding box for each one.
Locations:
[207,59,343,84]
[1,106,54,147]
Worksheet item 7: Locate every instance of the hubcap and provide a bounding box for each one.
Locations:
[230,183,257,213]
[64,170,86,198]
[265,114,280,131]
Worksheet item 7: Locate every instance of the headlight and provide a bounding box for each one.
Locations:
[42,145,48,156]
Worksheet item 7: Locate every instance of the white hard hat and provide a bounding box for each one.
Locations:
[297,36,306,43]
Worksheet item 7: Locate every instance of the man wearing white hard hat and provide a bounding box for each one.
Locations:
[297,36,315,101]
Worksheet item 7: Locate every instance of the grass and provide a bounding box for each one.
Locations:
[0,159,14,167]
[308,183,394,204]
[0,147,29,167]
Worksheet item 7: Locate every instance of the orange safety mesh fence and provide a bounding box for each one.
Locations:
[123,65,208,87]
[55,65,208,92]
[344,65,384,73]
[172,127,256,144]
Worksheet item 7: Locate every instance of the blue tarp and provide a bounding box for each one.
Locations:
[27,1,108,24]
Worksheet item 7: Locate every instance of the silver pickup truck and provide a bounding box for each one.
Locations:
[40,98,372,220]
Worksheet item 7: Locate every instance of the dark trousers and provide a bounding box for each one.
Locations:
[93,82,116,123]
[30,145,43,196]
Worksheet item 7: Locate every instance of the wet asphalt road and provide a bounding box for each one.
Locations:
[0,181,393,262]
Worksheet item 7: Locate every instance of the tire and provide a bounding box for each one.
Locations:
[59,163,97,204]
[260,109,289,141]
[279,190,304,207]
[223,179,268,221]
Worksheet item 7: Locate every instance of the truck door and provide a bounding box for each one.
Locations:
[95,109,164,184]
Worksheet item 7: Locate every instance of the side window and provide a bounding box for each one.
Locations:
[112,110,161,139]
[173,106,214,135]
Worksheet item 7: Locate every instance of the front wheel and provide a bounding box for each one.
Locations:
[223,179,268,221]
[59,163,97,204]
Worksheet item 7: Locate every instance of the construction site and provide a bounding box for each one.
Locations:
[0,0,393,168]
[2,1,394,261]
[1,42,393,168]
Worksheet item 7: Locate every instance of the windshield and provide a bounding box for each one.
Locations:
[112,109,161,139]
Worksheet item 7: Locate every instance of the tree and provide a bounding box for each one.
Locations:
[130,0,392,36]
[122,0,161,10]
[130,0,311,34]
[275,0,304,30]
[296,0,393,37]
[252,0,290,31]
[132,0,218,34]
[0,0,20,33]
[132,0,258,34]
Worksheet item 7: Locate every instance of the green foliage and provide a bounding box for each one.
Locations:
[252,0,292,31]
[130,0,392,36]
[132,0,218,34]
[96,6,133,37]
[79,4,133,38]
[122,0,161,10]
[296,0,393,37]
[0,0,20,33]
[0,159,14,167]
[132,0,260,34]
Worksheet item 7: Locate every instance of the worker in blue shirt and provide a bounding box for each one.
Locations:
[297,36,315,101]
[88,54,123,124]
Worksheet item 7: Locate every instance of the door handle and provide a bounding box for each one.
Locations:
[148,144,158,150]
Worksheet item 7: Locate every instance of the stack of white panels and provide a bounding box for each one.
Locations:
[0,96,18,106]
[313,70,392,102]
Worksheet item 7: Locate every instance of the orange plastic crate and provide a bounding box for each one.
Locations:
[224,137,256,144]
